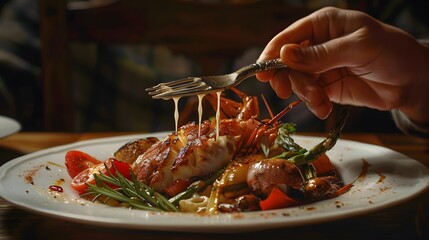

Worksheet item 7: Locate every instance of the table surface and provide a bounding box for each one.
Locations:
[0,132,428,239]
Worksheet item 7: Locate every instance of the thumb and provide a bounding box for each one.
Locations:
[280,37,358,73]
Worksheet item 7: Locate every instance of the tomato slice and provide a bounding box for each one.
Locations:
[70,163,105,195]
[70,158,132,195]
[65,150,101,178]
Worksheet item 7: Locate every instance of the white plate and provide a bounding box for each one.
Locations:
[0,115,21,138]
[0,133,428,233]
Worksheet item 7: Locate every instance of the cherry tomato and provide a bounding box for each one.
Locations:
[70,163,105,195]
[70,158,132,194]
[105,158,132,179]
[65,150,101,178]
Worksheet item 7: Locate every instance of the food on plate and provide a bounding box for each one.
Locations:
[65,88,350,214]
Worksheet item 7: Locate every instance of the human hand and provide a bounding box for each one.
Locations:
[257,7,429,125]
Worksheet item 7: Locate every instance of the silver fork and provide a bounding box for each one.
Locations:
[146,58,287,99]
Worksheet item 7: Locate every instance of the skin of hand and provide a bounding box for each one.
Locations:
[256,7,429,126]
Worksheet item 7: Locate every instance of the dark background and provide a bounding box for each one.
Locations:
[0,0,428,133]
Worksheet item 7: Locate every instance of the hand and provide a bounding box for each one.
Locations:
[256,7,429,125]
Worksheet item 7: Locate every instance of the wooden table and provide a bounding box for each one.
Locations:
[1,132,428,239]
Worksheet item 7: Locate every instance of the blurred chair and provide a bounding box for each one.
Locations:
[39,0,311,131]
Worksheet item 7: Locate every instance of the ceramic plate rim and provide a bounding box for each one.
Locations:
[0,133,428,233]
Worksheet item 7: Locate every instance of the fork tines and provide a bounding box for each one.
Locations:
[145,77,211,99]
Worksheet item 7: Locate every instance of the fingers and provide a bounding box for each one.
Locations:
[262,68,333,119]
[256,71,275,83]
[257,19,313,62]
[289,70,333,119]
[270,69,292,99]
[256,7,374,80]
[256,7,371,119]
[257,7,320,62]
[280,31,365,74]
[263,68,333,119]
[257,7,351,63]
[255,8,316,83]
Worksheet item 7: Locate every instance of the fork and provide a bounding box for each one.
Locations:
[146,58,287,99]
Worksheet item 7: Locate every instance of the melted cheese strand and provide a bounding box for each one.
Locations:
[173,97,180,133]
[216,91,221,140]
[197,94,205,138]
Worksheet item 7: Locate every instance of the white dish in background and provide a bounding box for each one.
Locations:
[0,133,428,233]
[0,115,21,138]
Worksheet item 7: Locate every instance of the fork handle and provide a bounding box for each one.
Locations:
[235,58,288,81]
